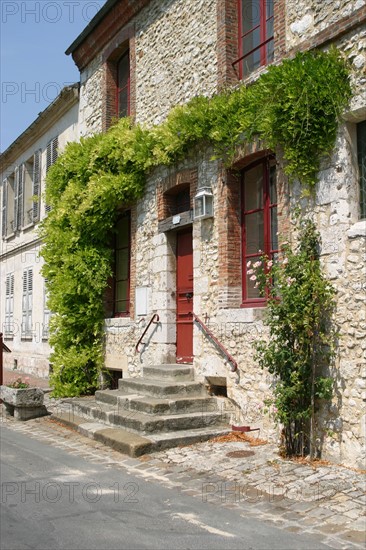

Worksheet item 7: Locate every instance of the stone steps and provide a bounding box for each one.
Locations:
[118,377,205,398]
[51,364,231,456]
[53,411,230,457]
[65,398,228,434]
[95,389,220,414]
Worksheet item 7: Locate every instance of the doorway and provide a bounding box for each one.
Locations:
[176,229,193,363]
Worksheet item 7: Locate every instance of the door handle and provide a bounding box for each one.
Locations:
[185,292,193,300]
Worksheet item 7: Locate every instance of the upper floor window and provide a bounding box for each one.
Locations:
[2,149,42,239]
[357,120,366,219]
[241,156,278,305]
[117,50,130,118]
[238,0,274,78]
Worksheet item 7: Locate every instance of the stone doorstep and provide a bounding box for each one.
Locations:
[51,411,231,457]
[142,364,194,381]
[118,378,205,398]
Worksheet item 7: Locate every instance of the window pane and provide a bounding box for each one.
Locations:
[266,38,274,63]
[246,271,261,299]
[266,16,274,39]
[116,249,129,280]
[242,0,260,33]
[244,163,263,211]
[118,55,129,88]
[117,51,130,118]
[266,0,274,18]
[245,211,264,254]
[118,88,128,118]
[116,281,128,313]
[116,217,129,248]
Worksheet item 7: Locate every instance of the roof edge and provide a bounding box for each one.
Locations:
[65,0,119,56]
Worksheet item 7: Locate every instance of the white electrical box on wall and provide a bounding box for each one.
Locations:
[135,286,149,316]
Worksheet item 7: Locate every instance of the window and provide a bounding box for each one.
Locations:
[22,267,33,338]
[241,156,278,305]
[357,121,366,219]
[1,149,42,238]
[114,212,130,316]
[117,50,130,118]
[4,273,14,336]
[238,0,274,78]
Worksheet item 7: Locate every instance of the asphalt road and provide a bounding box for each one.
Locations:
[0,426,330,550]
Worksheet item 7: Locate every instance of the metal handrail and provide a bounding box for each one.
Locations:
[135,313,160,353]
[193,314,238,372]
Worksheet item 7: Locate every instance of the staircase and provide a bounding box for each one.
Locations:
[51,364,231,457]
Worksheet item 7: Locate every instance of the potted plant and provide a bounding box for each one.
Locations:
[0,376,49,421]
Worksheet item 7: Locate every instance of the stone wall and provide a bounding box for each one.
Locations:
[134,0,218,126]
[78,0,219,138]
[286,0,365,48]
[78,0,365,465]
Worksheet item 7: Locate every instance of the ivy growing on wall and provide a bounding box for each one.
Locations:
[41,48,351,397]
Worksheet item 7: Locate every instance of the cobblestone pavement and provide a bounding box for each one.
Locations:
[1,391,365,550]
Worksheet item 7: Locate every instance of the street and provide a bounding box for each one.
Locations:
[0,426,330,550]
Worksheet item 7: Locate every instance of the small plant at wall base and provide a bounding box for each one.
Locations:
[252,219,336,458]
[6,377,30,389]
[40,49,351,397]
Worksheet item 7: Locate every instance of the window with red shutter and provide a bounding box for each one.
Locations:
[241,156,278,305]
[116,50,130,118]
[237,0,274,78]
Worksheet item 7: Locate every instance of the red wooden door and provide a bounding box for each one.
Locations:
[176,229,193,363]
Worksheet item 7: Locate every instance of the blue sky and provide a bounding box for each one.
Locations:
[0,0,107,152]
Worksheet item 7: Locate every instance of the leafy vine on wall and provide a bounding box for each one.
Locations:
[40,48,351,397]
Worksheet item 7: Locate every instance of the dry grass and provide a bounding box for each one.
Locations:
[211,431,268,446]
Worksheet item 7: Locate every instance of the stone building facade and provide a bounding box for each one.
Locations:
[0,85,80,378]
[2,0,364,467]
[63,0,365,467]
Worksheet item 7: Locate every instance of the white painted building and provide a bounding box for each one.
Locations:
[0,84,79,377]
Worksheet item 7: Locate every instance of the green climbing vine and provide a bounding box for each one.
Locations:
[252,218,336,458]
[41,48,351,397]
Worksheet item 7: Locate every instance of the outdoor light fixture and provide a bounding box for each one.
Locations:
[193,187,214,220]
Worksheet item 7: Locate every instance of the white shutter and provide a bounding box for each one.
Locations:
[5,273,14,335]
[45,136,58,213]
[13,167,19,233]
[2,178,7,237]
[32,149,41,222]
[22,268,33,337]
[17,164,24,229]
[46,136,58,173]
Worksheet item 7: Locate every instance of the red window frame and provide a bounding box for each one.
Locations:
[241,156,278,306]
[116,50,130,118]
[237,0,274,79]
[114,211,131,317]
